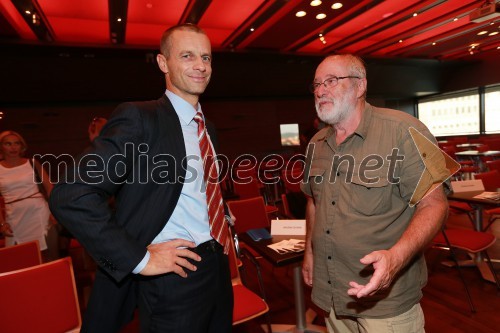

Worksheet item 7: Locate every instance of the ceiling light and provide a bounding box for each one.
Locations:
[489,31,499,36]
[453,17,458,21]
[319,33,323,37]
[399,39,403,43]
[332,3,343,10]
[319,36,325,41]
[477,30,488,35]
[432,42,436,45]
[497,46,500,49]
[25,10,31,15]
[250,28,255,32]
[296,11,307,17]
[322,40,327,44]
[413,13,418,17]
[117,18,122,22]
[316,13,326,19]
[310,0,322,6]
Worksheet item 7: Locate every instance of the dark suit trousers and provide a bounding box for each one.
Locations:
[137,240,233,333]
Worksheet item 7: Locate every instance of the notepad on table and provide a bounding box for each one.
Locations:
[246,228,272,242]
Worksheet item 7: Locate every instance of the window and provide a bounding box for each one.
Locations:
[485,85,500,134]
[280,124,300,146]
[417,90,479,136]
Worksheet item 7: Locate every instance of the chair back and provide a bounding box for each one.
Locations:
[486,159,500,173]
[474,170,500,192]
[232,178,262,199]
[0,240,42,273]
[0,257,81,333]
[227,197,270,235]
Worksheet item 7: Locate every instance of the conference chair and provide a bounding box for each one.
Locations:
[431,225,500,312]
[486,159,500,173]
[0,257,81,333]
[229,228,272,332]
[0,240,41,273]
[228,197,271,292]
[474,170,500,230]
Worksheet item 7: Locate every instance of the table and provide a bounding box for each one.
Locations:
[455,143,483,151]
[455,150,500,172]
[240,233,325,333]
[447,191,500,282]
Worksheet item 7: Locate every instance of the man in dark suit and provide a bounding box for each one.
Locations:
[49,23,233,333]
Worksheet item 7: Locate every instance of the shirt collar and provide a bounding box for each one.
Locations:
[353,102,372,140]
[322,102,372,144]
[165,90,202,125]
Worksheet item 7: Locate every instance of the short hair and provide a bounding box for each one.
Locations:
[325,54,366,78]
[324,54,367,98]
[159,23,207,58]
[0,130,28,155]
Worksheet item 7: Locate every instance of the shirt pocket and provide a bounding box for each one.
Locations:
[349,171,391,216]
[307,168,326,203]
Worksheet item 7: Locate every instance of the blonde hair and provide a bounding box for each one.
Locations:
[0,130,28,155]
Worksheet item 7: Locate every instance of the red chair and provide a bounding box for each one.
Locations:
[0,257,81,333]
[431,226,500,312]
[473,170,500,231]
[0,240,41,273]
[486,159,500,173]
[229,228,272,332]
[232,180,279,215]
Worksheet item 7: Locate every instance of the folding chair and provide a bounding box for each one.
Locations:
[229,228,272,332]
[0,257,81,333]
[0,240,41,273]
[431,226,500,312]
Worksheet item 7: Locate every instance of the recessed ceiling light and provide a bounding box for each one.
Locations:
[316,13,326,19]
[413,13,418,17]
[489,31,499,36]
[497,46,500,49]
[117,18,122,22]
[477,30,488,35]
[432,42,436,45]
[296,11,307,17]
[310,0,322,6]
[250,28,254,32]
[399,39,403,43]
[25,10,31,14]
[332,3,343,10]
[453,17,458,21]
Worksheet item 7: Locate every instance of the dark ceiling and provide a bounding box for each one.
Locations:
[1,0,499,60]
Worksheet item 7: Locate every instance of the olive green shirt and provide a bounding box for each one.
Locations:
[301,103,448,318]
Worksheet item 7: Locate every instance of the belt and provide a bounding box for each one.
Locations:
[192,240,222,255]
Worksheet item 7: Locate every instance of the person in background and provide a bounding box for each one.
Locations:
[301,54,449,333]
[88,116,108,142]
[0,130,58,261]
[49,23,233,333]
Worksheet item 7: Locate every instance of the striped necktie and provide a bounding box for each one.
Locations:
[193,111,229,254]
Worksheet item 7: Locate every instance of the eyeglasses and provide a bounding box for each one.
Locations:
[309,76,360,93]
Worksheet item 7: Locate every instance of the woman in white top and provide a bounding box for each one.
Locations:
[0,131,54,258]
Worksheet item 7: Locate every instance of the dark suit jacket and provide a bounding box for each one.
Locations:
[50,95,217,332]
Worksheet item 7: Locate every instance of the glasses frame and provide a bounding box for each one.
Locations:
[310,76,360,93]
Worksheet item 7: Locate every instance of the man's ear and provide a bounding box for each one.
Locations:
[156,54,168,74]
[356,78,367,99]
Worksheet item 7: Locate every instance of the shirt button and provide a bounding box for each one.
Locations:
[326,230,330,234]
[328,256,332,260]
[328,280,331,284]
[331,201,335,205]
